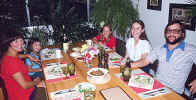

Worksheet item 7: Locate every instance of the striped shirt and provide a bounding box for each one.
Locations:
[147,41,196,94]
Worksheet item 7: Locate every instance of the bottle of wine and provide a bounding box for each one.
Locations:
[104,52,109,69]
[98,53,102,68]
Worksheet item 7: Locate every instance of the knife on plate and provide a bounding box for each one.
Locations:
[143,88,165,96]
[55,89,75,95]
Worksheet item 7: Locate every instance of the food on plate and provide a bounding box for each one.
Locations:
[110,58,121,61]
[44,50,55,58]
[49,66,63,75]
[74,82,96,93]
[81,44,89,53]
[90,70,104,76]
[72,47,81,52]
[87,68,108,78]
[128,75,154,89]
[70,52,81,58]
[77,57,84,60]
[134,75,153,85]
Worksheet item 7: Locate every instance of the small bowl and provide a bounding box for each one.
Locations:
[87,68,108,80]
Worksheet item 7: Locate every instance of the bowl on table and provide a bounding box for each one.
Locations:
[87,68,108,80]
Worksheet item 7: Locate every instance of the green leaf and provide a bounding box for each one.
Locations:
[91,0,138,38]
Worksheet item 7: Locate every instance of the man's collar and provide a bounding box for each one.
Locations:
[163,41,185,51]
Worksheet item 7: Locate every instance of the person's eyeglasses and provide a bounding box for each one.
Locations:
[166,29,181,34]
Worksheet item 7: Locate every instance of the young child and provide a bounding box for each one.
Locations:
[25,37,44,80]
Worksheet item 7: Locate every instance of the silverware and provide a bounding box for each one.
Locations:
[112,63,120,66]
[143,88,166,96]
[46,63,58,66]
[55,89,75,95]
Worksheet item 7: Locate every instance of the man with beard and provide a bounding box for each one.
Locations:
[130,20,196,96]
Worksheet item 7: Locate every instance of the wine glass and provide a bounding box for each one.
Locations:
[68,63,75,76]
[61,66,69,77]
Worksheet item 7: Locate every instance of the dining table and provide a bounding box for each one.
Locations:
[41,42,186,100]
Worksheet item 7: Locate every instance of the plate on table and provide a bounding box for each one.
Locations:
[47,65,63,75]
[51,89,84,100]
[87,68,108,80]
[70,52,82,58]
[72,47,81,52]
[128,75,154,90]
[74,82,96,93]
[76,57,85,62]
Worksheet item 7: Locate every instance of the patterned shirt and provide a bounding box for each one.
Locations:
[25,52,40,76]
[147,41,196,94]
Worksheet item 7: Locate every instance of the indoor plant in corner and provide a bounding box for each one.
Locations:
[91,0,139,37]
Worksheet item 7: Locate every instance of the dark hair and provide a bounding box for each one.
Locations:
[164,20,186,39]
[26,37,41,53]
[130,20,149,41]
[0,27,23,71]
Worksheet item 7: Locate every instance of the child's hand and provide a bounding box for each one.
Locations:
[27,54,39,62]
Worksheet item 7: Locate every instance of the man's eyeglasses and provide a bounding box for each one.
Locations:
[166,29,182,34]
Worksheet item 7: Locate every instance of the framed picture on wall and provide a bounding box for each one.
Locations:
[147,0,162,11]
[169,3,196,31]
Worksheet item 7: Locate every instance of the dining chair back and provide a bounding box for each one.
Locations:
[0,77,8,100]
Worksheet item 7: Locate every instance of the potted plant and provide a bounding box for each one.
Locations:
[91,0,139,37]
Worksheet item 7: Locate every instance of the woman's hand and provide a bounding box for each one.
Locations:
[92,37,98,44]
[33,77,41,85]
[189,79,196,94]
[36,80,46,88]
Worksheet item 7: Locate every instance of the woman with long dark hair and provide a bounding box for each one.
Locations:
[0,27,41,100]
[124,20,152,73]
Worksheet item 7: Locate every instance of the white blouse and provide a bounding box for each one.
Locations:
[126,38,152,61]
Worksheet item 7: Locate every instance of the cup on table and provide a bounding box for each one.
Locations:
[84,91,95,100]
[122,67,131,82]
[61,65,69,77]
[120,65,125,73]
[56,49,62,58]
[63,43,69,53]
[86,40,93,46]
[68,63,75,76]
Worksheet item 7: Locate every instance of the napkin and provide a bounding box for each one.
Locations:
[44,64,77,83]
[50,89,84,100]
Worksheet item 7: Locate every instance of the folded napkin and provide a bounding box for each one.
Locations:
[46,74,78,83]
[40,48,63,60]
[44,64,77,83]
[50,89,84,100]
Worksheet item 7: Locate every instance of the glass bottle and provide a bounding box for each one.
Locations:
[104,53,109,69]
[98,53,102,68]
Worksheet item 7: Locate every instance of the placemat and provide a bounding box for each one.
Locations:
[46,74,78,83]
[116,73,164,93]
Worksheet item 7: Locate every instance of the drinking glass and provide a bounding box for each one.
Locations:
[63,43,69,53]
[120,65,125,73]
[61,66,69,77]
[68,63,75,76]
[84,91,95,100]
[122,67,131,82]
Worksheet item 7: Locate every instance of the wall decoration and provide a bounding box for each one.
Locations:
[169,3,196,31]
[147,0,162,11]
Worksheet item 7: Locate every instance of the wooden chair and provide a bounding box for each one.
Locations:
[0,77,8,100]
[115,38,126,57]
[184,64,196,100]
